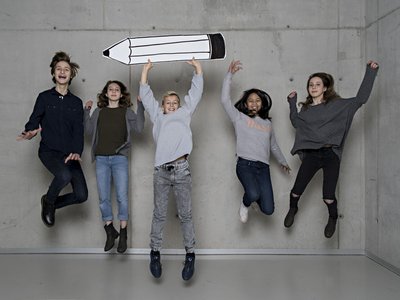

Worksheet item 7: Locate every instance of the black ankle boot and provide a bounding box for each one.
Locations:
[104,223,119,251]
[150,250,162,278]
[284,194,300,228]
[117,227,127,253]
[324,199,338,238]
[182,252,195,281]
[41,195,55,227]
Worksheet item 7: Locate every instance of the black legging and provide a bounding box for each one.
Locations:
[291,148,340,200]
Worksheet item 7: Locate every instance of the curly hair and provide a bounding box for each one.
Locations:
[234,88,272,120]
[300,72,340,109]
[49,51,79,84]
[97,80,132,108]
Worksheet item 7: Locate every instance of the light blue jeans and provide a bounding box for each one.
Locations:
[95,155,129,221]
[150,159,195,253]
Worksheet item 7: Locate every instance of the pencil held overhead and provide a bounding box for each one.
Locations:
[103,33,226,65]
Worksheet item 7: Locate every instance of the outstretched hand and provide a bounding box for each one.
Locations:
[85,100,93,110]
[287,91,297,102]
[186,58,202,74]
[228,60,242,74]
[16,128,42,141]
[281,164,291,174]
[367,60,379,69]
[64,153,82,164]
[140,59,153,84]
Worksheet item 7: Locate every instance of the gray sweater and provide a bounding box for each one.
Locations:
[289,65,378,160]
[140,73,203,167]
[84,102,145,162]
[221,72,288,166]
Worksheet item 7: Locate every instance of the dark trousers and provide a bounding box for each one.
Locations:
[291,148,340,200]
[236,157,274,215]
[39,151,88,209]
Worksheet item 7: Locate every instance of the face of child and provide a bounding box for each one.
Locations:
[308,77,326,101]
[53,61,72,85]
[162,95,180,114]
[106,83,122,102]
[245,93,262,116]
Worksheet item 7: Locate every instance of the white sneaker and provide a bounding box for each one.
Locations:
[239,203,248,223]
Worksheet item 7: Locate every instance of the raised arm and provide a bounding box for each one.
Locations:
[354,60,379,105]
[183,58,204,114]
[287,91,299,128]
[139,60,161,123]
[128,97,145,133]
[221,60,242,122]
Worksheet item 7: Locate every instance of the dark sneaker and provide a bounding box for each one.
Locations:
[150,250,162,278]
[284,207,298,228]
[324,216,337,238]
[182,253,195,281]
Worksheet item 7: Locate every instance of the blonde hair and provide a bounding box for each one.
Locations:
[162,91,180,105]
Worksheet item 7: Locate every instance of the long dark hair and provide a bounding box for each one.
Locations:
[234,88,272,120]
[97,80,132,108]
[300,72,340,109]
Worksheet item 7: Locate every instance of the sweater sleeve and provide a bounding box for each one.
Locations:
[139,83,161,124]
[127,101,145,133]
[83,107,96,136]
[288,95,299,128]
[354,64,379,105]
[270,127,289,166]
[221,72,240,122]
[183,73,204,114]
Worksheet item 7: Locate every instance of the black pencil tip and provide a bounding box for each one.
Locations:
[103,49,110,57]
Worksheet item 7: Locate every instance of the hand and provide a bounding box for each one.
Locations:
[281,164,291,174]
[64,153,82,164]
[140,59,153,84]
[16,128,42,141]
[367,60,379,69]
[228,60,242,74]
[143,59,153,72]
[186,58,202,74]
[137,95,141,102]
[85,100,93,109]
[287,91,297,101]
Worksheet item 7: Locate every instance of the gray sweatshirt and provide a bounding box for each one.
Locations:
[140,73,203,167]
[221,72,288,166]
[288,65,378,160]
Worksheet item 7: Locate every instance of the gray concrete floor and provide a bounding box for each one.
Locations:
[1,253,400,300]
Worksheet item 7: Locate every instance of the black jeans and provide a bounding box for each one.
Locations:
[291,148,340,200]
[39,151,88,209]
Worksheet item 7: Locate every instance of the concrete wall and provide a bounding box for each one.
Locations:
[0,0,384,252]
[365,0,400,269]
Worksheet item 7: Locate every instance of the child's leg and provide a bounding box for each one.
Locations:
[95,156,113,222]
[150,167,172,251]
[236,158,261,207]
[256,164,274,215]
[112,155,129,223]
[172,161,195,253]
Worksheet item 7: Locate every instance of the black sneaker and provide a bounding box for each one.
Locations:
[324,216,337,238]
[284,207,298,228]
[150,250,162,278]
[182,253,195,281]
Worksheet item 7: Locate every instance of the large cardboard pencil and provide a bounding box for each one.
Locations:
[103,33,225,65]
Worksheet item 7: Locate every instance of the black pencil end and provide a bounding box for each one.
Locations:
[103,49,110,57]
